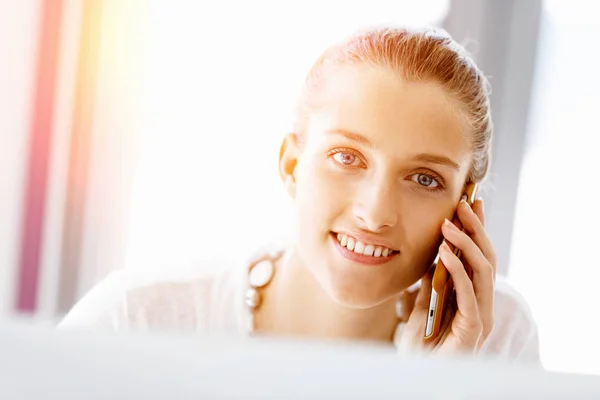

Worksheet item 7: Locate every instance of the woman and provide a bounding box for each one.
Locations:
[59,26,540,363]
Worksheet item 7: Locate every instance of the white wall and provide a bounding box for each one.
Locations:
[0,1,41,317]
[508,0,600,375]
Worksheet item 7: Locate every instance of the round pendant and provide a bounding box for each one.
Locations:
[248,260,275,288]
[245,288,261,309]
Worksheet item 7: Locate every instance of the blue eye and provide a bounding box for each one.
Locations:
[330,150,364,167]
[334,152,357,165]
[411,173,440,188]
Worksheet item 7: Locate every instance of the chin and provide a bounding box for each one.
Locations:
[318,266,402,310]
[298,240,420,309]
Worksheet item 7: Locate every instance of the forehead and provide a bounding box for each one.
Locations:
[306,65,472,162]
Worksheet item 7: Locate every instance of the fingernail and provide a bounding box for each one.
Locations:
[443,218,458,231]
[439,241,452,264]
[440,240,451,252]
[395,296,405,319]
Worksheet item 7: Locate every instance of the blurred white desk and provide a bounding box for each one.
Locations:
[1,318,599,399]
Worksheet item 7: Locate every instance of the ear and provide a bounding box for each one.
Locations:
[279,133,300,199]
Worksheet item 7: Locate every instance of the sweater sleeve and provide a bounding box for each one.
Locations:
[481,276,542,366]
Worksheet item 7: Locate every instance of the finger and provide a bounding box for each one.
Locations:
[439,242,482,337]
[456,200,497,273]
[441,217,493,281]
[441,219,495,335]
[395,321,409,352]
[441,218,490,278]
[472,198,485,228]
[400,268,433,348]
[438,293,456,342]
[396,289,418,322]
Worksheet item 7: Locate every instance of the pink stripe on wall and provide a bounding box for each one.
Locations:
[16,0,63,312]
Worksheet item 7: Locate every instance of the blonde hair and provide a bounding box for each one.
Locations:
[294,27,493,183]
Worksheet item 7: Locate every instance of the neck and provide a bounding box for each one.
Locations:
[255,248,400,345]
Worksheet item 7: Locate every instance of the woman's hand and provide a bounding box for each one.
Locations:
[397,198,497,354]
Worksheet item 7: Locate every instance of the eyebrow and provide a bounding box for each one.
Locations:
[327,128,461,171]
[409,153,461,171]
[327,129,374,148]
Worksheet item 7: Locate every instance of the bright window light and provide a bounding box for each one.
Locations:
[125,1,449,273]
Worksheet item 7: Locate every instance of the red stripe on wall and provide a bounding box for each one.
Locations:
[16,0,64,312]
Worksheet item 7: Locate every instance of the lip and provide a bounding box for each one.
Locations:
[330,232,399,266]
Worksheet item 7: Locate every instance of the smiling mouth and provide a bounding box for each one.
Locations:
[330,232,399,258]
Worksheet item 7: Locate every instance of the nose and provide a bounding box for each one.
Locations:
[352,175,399,232]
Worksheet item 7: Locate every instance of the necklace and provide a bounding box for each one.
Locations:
[243,250,408,343]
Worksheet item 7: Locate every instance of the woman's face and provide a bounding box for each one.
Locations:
[280,65,473,308]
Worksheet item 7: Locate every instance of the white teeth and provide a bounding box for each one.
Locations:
[374,246,382,257]
[340,235,348,247]
[347,237,355,251]
[335,234,394,258]
[354,241,365,254]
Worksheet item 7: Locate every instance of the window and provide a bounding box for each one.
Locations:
[508,0,600,375]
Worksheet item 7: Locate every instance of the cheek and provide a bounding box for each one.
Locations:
[400,198,453,263]
[295,159,353,231]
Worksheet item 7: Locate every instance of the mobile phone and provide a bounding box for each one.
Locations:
[424,182,479,341]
